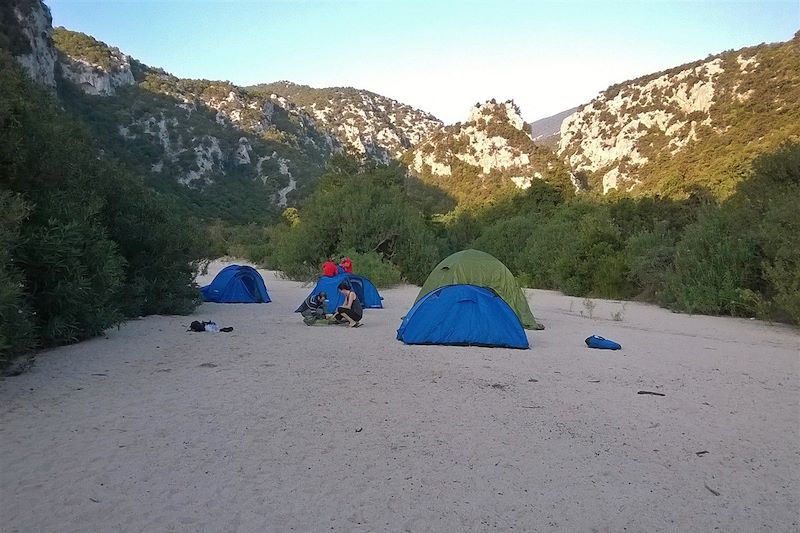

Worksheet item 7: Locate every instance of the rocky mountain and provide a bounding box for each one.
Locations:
[2,0,57,89]
[558,34,800,196]
[529,106,579,148]
[7,0,797,216]
[404,99,575,205]
[48,27,346,218]
[249,82,443,163]
[6,3,444,219]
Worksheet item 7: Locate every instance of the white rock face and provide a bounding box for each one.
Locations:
[410,100,545,190]
[511,176,532,189]
[468,100,526,131]
[235,137,252,164]
[12,2,58,89]
[558,58,728,192]
[59,54,135,96]
[275,158,296,208]
[179,136,224,185]
[413,151,452,176]
[271,86,442,161]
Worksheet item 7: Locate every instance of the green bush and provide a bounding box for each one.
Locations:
[266,158,443,284]
[0,191,35,362]
[736,143,800,322]
[338,249,402,287]
[661,209,761,315]
[21,193,125,344]
[0,49,201,360]
[624,226,677,299]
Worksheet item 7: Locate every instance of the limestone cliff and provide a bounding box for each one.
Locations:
[405,100,573,205]
[558,35,800,196]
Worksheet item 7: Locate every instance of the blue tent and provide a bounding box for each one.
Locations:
[200,265,271,303]
[296,273,383,314]
[396,284,529,349]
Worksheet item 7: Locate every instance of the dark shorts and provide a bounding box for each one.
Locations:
[336,306,362,322]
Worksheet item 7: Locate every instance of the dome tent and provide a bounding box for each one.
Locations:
[416,249,542,330]
[296,273,383,314]
[200,265,271,303]
[397,284,529,349]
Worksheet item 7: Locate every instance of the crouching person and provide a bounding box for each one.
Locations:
[299,292,328,325]
[333,283,363,327]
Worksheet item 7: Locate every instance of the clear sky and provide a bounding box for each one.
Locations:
[46,0,799,124]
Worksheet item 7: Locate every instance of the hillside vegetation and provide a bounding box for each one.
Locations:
[404,100,575,207]
[559,32,800,198]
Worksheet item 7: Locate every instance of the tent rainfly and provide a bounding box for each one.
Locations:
[397,284,529,349]
[416,249,542,329]
[200,265,271,303]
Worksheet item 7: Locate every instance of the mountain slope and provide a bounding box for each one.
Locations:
[249,81,442,163]
[47,27,346,220]
[558,33,800,197]
[404,100,575,206]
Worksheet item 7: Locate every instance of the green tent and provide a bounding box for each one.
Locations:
[416,249,543,330]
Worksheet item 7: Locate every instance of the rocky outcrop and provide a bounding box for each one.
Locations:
[58,51,135,96]
[405,100,572,203]
[556,45,786,194]
[252,82,442,162]
[11,1,57,89]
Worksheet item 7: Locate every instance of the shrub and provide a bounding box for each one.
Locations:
[624,226,677,298]
[0,50,201,361]
[266,159,443,285]
[0,191,35,362]
[20,193,125,345]
[661,209,761,315]
[338,249,402,287]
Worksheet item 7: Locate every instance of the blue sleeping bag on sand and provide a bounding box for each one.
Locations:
[585,335,621,350]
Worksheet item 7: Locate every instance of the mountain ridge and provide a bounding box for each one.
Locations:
[6,0,798,211]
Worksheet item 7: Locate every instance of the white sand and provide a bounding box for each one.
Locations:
[2,259,798,532]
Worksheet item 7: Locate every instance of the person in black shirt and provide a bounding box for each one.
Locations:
[332,283,362,327]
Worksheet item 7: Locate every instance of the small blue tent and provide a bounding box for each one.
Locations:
[296,273,383,314]
[201,265,271,303]
[396,284,529,349]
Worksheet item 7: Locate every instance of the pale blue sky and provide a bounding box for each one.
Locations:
[46,0,799,123]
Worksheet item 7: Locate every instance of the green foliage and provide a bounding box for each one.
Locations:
[338,249,402,287]
[52,27,119,70]
[205,221,273,267]
[661,209,760,315]
[730,143,800,322]
[624,226,678,299]
[20,193,126,345]
[0,191,35,362]
[266,158,442,284]
[0,49,201,361]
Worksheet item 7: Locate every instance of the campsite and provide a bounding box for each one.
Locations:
[2,0,798,530]
[1,260,797,531]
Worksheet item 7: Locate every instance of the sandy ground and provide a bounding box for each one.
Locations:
[1,259,798,532]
